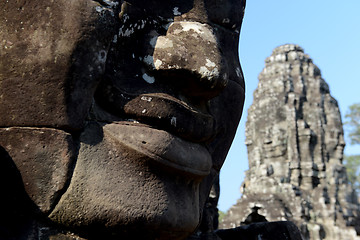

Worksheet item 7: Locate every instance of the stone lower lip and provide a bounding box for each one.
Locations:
[103,122,212,177]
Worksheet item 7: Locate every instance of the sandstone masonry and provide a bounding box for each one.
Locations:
[221,44,360,240]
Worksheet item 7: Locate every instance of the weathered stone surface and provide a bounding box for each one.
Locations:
[0,127,76,213]
[0,0,117,129]
[188,175,221,240]
[1,0,246,239]
[49,121,204,238]
[221,44,360,240]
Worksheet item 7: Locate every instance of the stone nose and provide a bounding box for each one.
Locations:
[147,22,229,100]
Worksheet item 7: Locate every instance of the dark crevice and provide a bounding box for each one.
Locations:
[46,131,81,216]
[0,125,81,219]
[0,126,82,136]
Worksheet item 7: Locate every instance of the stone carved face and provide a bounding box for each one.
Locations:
[262,124,288,159]
[0,0,245,238]
[324,98,346,162]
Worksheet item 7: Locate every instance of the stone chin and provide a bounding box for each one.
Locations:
[48,122,210,238]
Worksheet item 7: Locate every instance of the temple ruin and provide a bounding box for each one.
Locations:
[221,44,360,240]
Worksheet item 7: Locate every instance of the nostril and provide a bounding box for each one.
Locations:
[151,67,227,100]
[149,44,228,100]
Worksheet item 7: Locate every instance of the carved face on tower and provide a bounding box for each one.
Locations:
[0,0,245,238]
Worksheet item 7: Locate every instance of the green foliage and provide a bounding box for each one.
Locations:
[343,155,360,194]
[345,103,360,145]
[218,210,226,223]
[344,103,360,195]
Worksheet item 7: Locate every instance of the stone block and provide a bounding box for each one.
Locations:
[0,127,76,213]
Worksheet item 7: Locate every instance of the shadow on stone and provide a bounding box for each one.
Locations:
[216,221,303,240]
[0,146,40,239]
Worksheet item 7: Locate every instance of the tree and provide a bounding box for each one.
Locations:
[344,103,360,195]
[344,155,360,193]
[345,103,360,144]
[218,210,226,223]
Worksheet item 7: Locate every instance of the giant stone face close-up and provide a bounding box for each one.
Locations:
[0,0,245,239]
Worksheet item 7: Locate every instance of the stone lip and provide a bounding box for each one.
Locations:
[104,122,212,177]
[95,83,217,144]
[48,121,203,239]
[123,93,216,143]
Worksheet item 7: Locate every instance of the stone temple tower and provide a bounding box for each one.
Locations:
[220,44,360,240]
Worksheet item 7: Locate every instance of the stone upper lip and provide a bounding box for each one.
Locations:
[95,78,217,143]
[121,92,216,143]
[94,91,215,176]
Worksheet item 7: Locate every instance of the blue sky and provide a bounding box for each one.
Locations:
[218,0,360,212]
